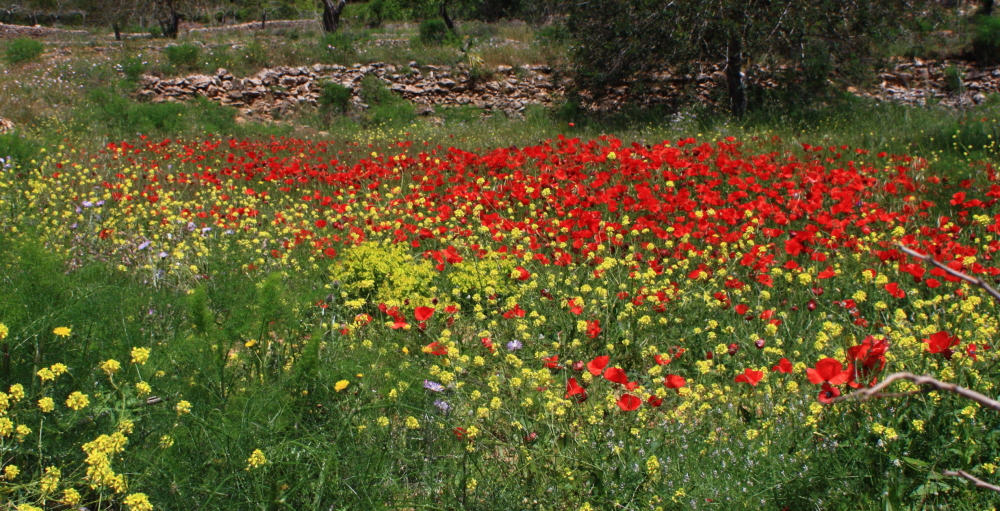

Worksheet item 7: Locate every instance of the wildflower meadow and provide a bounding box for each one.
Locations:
[1,129,1000,509]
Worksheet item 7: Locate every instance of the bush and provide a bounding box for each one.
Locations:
[972,15,1000,63]
[120,55,146,83]
[3,37,44,66]
[943,65,965,93]
[317,32,360,64]
[319,81,352,113]
[419,18,456,45]
[163,43,201,70]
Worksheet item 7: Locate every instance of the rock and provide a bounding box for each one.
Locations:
[416,105,435,115]
[0,116,14,135]
[438,78,457,88]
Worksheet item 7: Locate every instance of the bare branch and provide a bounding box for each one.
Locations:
[897,244,1000,303]
[827,372,1000,412]
[943,470,1000,493]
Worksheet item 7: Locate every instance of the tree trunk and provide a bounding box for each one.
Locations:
[440,0,454,31]
[980,0,994,16]
[160,11,180,38]
[262,12,267,29]
[321,0,347,33]
[113,22,122,41]
[726,37,747,119]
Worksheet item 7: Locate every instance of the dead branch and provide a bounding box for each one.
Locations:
[942,470,1000,493]
[827,372,1000,412]
[897,244,1000,303]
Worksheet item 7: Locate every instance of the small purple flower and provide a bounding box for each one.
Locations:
[506,340,522,351]
[423,380,445,392]
[137,240,151,250]
[82,200,93,208]
[433,399,451,412]
[158,251,169,259]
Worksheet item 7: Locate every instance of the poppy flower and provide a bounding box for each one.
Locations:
[885,282,906,299]
[654,354,671,365]
[587,355,609,376]
[422,342,448,356]
[565,377,586,399]
[513,266,530,281]
[603,367,629,385]
[617,394,642,411]
[817,382,841,404]
[414,306,435,322]
[568,299,583,315]
[734,368,764,387]
[806,358,849,385]
[647,395,663,407]
[817,266,837,279]
[543,355,560,369]
[771,358,793,373]
[924,330,960,359]
[624,381,639,391]
[663,374,686,389]
[586,320,601,339]
[967,343,979,362]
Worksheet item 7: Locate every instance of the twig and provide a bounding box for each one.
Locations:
[827,372,1000,412]
[897,244,1000,303]
[942,470,1000,493]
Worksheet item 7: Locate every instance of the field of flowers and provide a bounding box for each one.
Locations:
[1,131,999,509]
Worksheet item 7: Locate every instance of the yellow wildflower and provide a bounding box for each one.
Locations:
[38,397,55,412]
[131,347,150,365]
[66,392,89,411]
[175,400,192,415]
[334,380,350,392]
[53,327,71,338]
[246,449,267,470]
[124,492,153,511]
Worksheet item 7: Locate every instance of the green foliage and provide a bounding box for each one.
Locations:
[317,31,361,64]
[163,43,201,71]
[319,81,352,113]
[943,65,965,93]
[119,54,146,83]
[3,37,44,66]
[241,38,271,70]
[0,131,40,166]
[972,15,1000,63]
[77,89,286,139]
[418,18,457,45]
[567,0,936,115]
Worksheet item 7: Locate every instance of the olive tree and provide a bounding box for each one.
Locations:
[568,0,935,117]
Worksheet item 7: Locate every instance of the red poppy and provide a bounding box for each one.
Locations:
[663,374,686,389]
[924,330,960,359]
[771,358,793,373]
[586,320,602,339]
[647,395,663,407]
[587,355,609,376]
[568,299,583,315]
[967,343,979,362]
[817,266,836,279]
[480,337,494,352]
[734,368,764,387]
[513,266,530,281]
[603,367,629,385]
[423,341,448,356]
[885,282,906,299]
[565,377,586,399]
[846,336,888,388]
[806,358,850,385]
[817,382,841,404]
[414,306,435,322]
[617,394,642,411]
[624,381,639,391]
[543,355,560,369]
[654,354,671,365]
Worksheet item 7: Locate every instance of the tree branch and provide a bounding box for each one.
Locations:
[897,244,1000,303]
[943,470,1000,493]
[827,372,1000,411]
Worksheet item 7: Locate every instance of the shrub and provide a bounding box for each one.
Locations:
[418,18,456,45]
[319,81,352,113]
[164,43,201,70]
[943,65,965,93]
[972,15,1000,63]
[3,37,44,66]
[317,32,360,64]
[120,55,146,83]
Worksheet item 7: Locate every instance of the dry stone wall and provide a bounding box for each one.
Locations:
[136,62,562,119]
